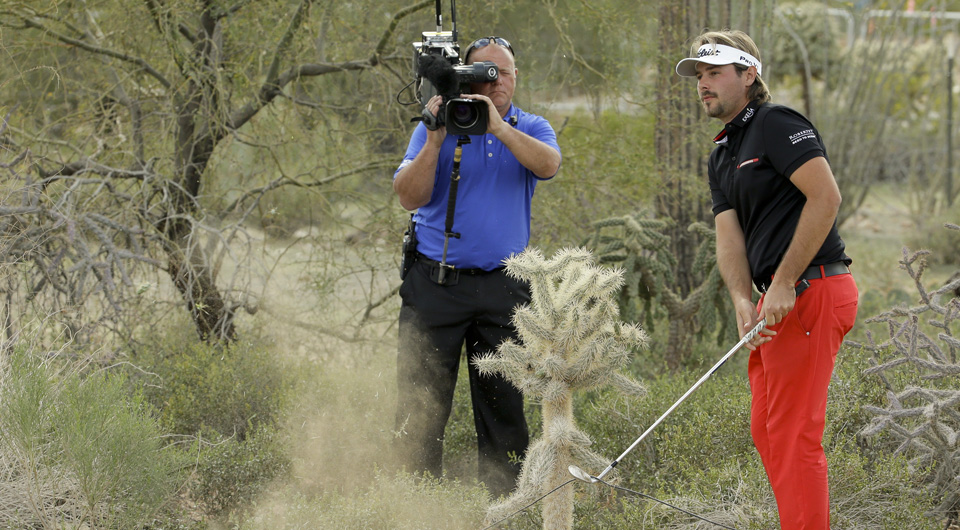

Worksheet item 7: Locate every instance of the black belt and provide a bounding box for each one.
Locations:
[758,261,849,292]
[798,261,850,281]
[415,252,503,276]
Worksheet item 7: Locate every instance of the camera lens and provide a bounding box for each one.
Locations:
[443,98,487,135]
[450,102,480,129]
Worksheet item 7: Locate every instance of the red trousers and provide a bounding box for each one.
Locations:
[750,272,858,530]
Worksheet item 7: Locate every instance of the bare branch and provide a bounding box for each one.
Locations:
[225,0,429,132]
[224,159,397,214]
[371,0,432,65]
[16,16,172,90]
[264,0,312,88]
[36,159,152,182]
[212,0,252,20]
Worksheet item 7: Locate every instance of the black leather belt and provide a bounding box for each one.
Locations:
[798,261,850,281]
[415,252,503,276]
[757,261,850,292]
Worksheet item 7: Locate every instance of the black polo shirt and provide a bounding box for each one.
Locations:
[708,101,850,291]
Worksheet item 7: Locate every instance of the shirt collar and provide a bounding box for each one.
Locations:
[713,100,761,145]
[502,103,518,126]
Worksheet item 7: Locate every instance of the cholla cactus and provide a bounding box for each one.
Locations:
[852,229,960,524]
[586,211,731,370]
[474,247,647,530]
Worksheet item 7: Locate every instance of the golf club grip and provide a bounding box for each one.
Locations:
[742,318,766,343]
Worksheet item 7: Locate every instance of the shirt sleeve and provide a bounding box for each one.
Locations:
[519,114,561,180]
[760,107,826,179]
[393,123,428,180]
[709,153,732,216]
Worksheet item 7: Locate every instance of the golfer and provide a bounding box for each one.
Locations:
[676,30,858,529]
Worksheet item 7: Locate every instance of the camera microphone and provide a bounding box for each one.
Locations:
[418,54,458,96]
[414,39,497,135]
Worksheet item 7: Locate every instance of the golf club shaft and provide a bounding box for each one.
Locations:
[595,318,767,480]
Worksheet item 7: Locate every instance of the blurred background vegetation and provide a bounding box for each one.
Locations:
[1,0,959,528]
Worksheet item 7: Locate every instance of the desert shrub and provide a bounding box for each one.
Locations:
[822,345,888,454]
[124,330,295,517]
[826,451,936,529]
[193,424,291,516]
[906,214,960,267]
[562,450,934,530]
[236,472,489,530]
[555,342,937,529]
[129,336,292,441]
[0,349,183,528]
[572,369,752,492]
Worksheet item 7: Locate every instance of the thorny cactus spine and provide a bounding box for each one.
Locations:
[474,247,647,530]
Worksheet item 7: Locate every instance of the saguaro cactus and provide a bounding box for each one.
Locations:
[474,247,647,530]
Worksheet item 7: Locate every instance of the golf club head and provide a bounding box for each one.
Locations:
[568,464,598,483]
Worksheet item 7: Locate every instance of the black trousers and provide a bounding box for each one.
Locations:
[394,257,530,497]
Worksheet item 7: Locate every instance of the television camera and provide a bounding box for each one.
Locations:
[412,1,499,136]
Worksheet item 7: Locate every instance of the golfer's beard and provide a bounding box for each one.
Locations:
[702,96,725,118]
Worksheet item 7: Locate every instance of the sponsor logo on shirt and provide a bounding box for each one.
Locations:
[742,107,755,123]
[789,129,816,145]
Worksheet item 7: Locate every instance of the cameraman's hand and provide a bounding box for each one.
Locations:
[461,94,506,136]
[460,93,561,179]
[424,95,446,147]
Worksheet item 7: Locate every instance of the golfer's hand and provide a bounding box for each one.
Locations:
[760,279,797,328]
[734,298,775,351]
[734,299,772,351]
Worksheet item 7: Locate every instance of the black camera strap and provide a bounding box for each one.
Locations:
[438,135,469,284]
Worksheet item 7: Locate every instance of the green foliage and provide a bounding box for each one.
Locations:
[574,370,752,488]
[770,2,842,79]
[0,349,183,528]
[826,451,935,529]
[194,424,291,516]
[906,216,960,267]
[532,111,659,253]
[556,344,937,529]
[123,330,295,517]
[130,336,292,440]
[584,211,734,369]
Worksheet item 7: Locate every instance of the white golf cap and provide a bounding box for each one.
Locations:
[676,43,763,78]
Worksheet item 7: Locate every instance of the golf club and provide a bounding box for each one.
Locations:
[568,310,777,484]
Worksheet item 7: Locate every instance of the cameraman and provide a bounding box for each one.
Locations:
[392,35,561,496]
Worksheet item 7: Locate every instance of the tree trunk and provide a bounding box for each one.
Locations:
[164,231,236,343]
[159,10,235,343]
